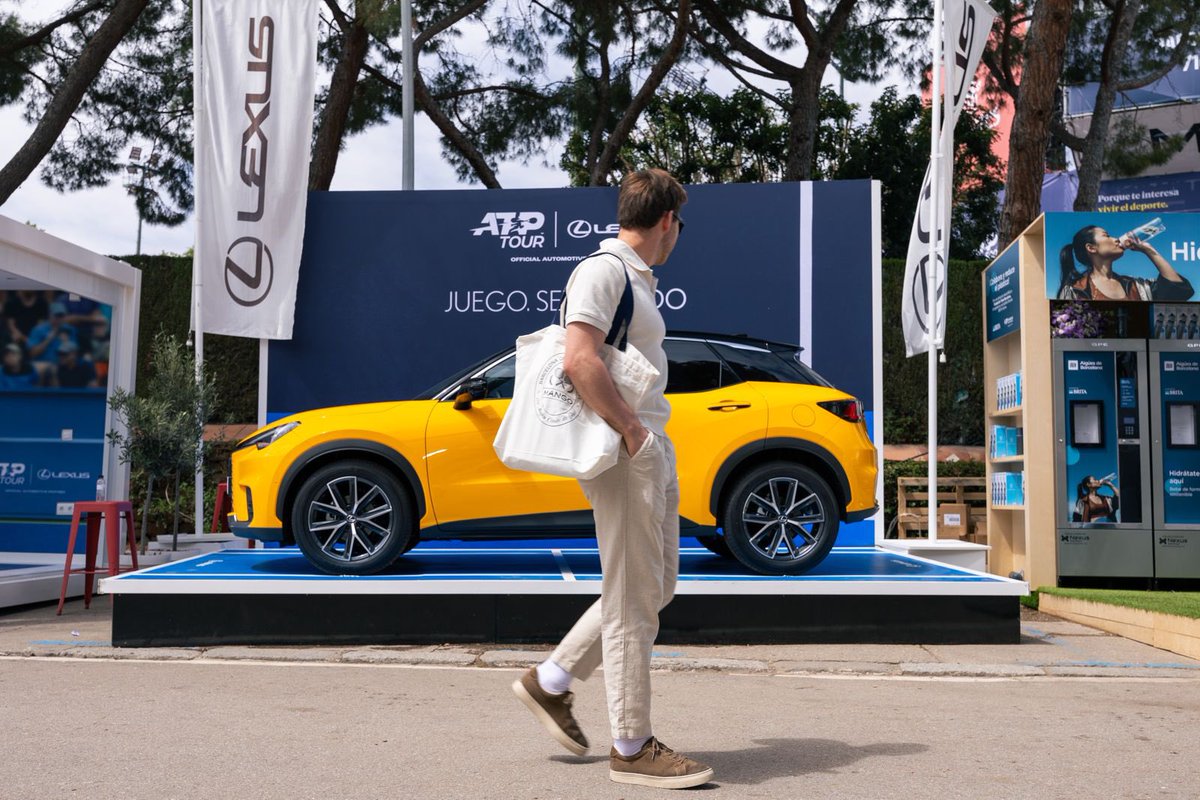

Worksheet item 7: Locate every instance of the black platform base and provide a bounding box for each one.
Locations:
[104,546,1026,647]
[112,592,1017,647]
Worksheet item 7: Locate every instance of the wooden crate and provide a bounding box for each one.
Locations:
[895,476,988,539]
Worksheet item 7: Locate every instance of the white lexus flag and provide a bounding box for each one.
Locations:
[901,0,996,356]
[193,0,319,339]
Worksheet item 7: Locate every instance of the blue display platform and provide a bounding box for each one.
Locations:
[101,545,1027,647]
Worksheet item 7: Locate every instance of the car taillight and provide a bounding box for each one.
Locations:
[818,399,864,423]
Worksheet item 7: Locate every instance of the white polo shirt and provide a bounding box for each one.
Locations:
[562,238,671,435]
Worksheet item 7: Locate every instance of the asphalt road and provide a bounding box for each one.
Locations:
[2,656,1198,800]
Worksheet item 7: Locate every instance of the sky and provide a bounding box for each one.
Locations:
[0,6,912,260]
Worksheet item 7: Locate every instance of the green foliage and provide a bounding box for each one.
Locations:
[1038,587,1200,620]
[619,86,788,183]
[881,458,986,530]
[818,87,1004,260]
[1019,591,1039,609]
[1102,116,1186,179]
[882,258,987,446]
[107,331,217,479]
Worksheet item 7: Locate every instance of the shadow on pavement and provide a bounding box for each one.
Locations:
[689,738,928,785]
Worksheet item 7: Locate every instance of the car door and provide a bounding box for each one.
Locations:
[424,352,588,530]
[663,338,769,523]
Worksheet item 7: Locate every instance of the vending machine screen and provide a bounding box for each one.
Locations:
[1167,402,1198,448]
[1071,400,1105,447]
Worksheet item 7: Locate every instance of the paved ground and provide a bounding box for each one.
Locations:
[2,601,1199,798]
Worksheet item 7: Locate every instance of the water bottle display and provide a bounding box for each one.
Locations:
[1152,304,1200,340]
[1119,217,1165,247]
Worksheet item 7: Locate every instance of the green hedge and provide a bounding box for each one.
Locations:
[881,258,986,446]
[122,255,258,424]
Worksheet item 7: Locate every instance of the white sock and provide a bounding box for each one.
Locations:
[535,659,573,695]
[613,736,651,757]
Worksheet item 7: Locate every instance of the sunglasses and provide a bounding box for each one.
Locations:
[675,212,685,233]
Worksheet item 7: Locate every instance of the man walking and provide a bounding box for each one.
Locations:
[512,169,713,789]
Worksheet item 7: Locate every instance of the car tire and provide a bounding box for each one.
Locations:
[291,459,415,575]
[722,461,839,575]
[694,534,732,559]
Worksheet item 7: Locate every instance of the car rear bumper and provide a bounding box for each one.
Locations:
[229,518,285,542]
[845,503,879,523]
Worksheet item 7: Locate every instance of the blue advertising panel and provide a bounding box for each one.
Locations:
[1159,353,1200,524]
[985,246,1020,342]
[270,183,877,414]
[1061,351,1123,525]
[269,183,879,544]
[1044,211,1200,301]
[1098,172,1200,215]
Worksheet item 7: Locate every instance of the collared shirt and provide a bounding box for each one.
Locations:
[562,238,670,435]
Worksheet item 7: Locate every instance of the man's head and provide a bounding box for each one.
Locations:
[617,169,687,266]
[58,340,78,364]
[49,302,67,323]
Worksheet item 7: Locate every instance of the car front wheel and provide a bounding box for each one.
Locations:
[722,462,839,575]
[291,460,415,575]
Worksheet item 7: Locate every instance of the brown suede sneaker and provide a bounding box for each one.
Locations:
[609,737,714,789]
[511,667,589,755]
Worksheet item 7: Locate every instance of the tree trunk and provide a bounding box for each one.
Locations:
[591,0,691,185]
[412,70,501,188]
[1072,0,1143,211]
[139,474,153,556]
[784,69,824,181]
[309,16,370,191]
[997,0,1072,249]
[0,0,150,205]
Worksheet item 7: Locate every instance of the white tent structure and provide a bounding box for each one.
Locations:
[0,215,140,607]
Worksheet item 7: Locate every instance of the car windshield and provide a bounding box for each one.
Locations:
[411,347,512,400]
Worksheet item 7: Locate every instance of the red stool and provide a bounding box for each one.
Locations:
[210,481,233,533]
[57,501,139,615]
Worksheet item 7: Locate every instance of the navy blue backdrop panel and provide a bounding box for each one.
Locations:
[269,181,876,416]
[0,388,106,553]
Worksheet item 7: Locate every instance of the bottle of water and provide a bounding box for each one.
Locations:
[1120,217,1165,246]
[95,475,106,502]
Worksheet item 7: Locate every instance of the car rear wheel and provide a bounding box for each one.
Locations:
[722,461,839,575]
[291,460,415,575]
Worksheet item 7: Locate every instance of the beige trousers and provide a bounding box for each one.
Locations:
[549,430,680,740]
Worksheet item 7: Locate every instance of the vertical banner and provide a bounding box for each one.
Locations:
[194,0,319,339]
[901,0,996,356]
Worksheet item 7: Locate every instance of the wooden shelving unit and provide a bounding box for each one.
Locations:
[982,217,1057,588]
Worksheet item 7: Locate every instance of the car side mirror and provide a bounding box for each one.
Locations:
[454,377,488,410]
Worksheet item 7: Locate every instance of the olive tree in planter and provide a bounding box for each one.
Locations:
[107,332,218,551]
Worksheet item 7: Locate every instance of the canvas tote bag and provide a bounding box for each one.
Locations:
[493,253,660,479]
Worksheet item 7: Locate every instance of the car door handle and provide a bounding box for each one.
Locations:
[708,402,751,412]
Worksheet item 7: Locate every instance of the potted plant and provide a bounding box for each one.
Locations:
[107,332,218,552]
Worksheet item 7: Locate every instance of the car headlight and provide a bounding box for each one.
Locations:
[235,421,300,451]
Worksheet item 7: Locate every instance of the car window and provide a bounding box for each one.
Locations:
[708,341,831,387]
[480,354,516,399]
[664,339,739,394]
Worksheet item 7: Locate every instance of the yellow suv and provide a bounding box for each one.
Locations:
[230,332,878,575]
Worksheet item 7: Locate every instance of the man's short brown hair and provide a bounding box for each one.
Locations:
[617,169,687,230]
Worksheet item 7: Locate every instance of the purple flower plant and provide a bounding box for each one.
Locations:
[1051,301,1103,339]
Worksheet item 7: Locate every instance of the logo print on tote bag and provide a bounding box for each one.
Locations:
[535,354,583,426]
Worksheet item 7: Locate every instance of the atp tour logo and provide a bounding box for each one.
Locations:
[224,16,275,308]
[534,354,582,427]
[472,212,546,248]
[0,462,27,485]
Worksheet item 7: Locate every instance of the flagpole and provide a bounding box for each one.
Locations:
[926,0,945,543]
[192,0,205,536]
[401,0,414,190]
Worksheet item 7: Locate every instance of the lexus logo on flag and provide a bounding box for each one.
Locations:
[194,0,319,339]
[224,237,274,307]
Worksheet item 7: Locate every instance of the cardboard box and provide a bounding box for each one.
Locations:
[939,503,969,537]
